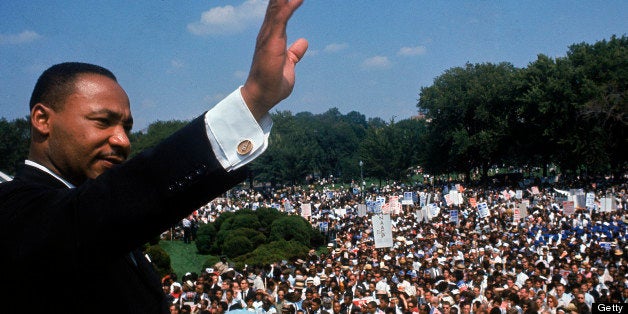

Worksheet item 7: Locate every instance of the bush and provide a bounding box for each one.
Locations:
[219,213,262,234]
[254,207,285,235]
[309,228,326,249]
[196,222,216,238]
[145,244,173,278]
[195,234,213,255]
[234,240,309,269]
[222,235,254,258]
[269,216,312,246]
[195,222,218,254]
[193,206,323,269]
[213,211,235,231]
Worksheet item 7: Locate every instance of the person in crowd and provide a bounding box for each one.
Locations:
[545,295,559,314]
[182,215,193,244]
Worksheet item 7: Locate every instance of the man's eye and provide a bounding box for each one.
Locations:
[95,118,110,126]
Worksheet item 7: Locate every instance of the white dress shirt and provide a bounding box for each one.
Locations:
[205,87,272,171]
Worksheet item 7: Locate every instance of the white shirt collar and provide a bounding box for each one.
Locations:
[24,159,75,188]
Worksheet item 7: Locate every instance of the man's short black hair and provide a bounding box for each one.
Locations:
[29,62,117,111]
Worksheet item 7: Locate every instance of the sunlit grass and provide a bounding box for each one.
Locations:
[159,240,212,277]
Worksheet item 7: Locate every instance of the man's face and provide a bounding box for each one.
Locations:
[518,288,528,298]
[43,74,132,185]
[374,273,382,282]
[348,275,357,286]
[556,285,564,296]
[241,280,249,290]
[196,284,204,293]
[311,302,320,311]
[442,303,451,313]
[576,294,585,304]
[378,298,388,309]
[462,304,471,313]
[366,303,377,313]
[424,291,432,300]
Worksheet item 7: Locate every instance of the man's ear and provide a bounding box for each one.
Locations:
[30,103,53,136]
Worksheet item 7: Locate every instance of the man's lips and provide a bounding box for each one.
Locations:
[99,155,125,167]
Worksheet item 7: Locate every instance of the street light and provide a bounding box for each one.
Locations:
[359,160,364,199]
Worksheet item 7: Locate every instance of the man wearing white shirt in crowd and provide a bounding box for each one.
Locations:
[551,283,573,308]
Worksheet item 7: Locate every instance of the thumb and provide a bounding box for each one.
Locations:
[288,38,308,65]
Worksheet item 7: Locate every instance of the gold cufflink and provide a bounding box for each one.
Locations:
[237,140,253,155]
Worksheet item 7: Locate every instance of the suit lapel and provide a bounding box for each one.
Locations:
[15,163,69,189]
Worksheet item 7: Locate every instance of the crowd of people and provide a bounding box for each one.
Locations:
[162,175,628,314]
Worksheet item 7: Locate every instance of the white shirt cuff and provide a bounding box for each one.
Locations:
[204,87,272,171]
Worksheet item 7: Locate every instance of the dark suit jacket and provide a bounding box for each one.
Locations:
[0,116,248,313]
[242,288,255,302]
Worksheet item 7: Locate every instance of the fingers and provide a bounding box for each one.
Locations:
[264,0,304,37]
[242,0,306,120]
[272,0,304,21]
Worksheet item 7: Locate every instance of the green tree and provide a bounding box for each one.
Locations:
[511,35,627,179]
[359,119,426,186]
[566,35,627,178]
[129,120,188,157]
[314,108,364,181]
[515,54,577,176]
[0,117,30,175]
[418,62,520,183]
[252,111,322,186]
[251,108,367,186]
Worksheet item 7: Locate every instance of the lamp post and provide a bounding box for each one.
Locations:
[359,160,364,199]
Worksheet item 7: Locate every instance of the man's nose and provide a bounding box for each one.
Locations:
[110,126,131,152]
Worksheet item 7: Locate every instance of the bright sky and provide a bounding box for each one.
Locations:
[1,0,626,130]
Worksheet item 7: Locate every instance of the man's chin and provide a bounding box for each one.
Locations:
[89,162,115,179]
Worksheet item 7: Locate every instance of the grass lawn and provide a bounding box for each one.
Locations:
[158,240,213,277]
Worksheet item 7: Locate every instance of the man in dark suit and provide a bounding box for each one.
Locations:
[240,276,256,301]
[340,292,355,314]
[0,0,308,313]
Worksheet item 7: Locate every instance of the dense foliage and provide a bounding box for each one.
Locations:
[419,35,627,182]
[128,120,188,158]
[0,117,30,175]
[145,244,174,278]
[194,207,323,268]
[1,35,625,184]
